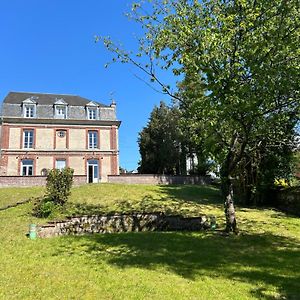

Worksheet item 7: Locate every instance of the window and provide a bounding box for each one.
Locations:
[23,105,36,118]
[87,159,99,183]
[57,130,66,138]
[41,168,48,176]
[21,160,33,176]
[88,131,98,149]
[23,130,34,149]
[55,105,67,119]
[55,159,66,171]
[87,107,97,120]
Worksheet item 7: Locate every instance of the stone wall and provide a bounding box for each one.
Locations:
[276,187,300,216]
[0,175,86,187]
[38,213,211,238]
[0,174,212,187]
[108,174,212,185]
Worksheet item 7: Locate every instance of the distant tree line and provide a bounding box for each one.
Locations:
[138,102,184,175]
[138,98,299,208]
[138,101,214,176]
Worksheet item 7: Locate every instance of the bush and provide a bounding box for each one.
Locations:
[45,168,74,206]
[33,168,74,218]
[33,198,60,218]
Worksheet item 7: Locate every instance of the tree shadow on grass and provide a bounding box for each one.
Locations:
[58,184,266,234]
[156,185,299,231]
[60,184,299,298]
[66,185,223,217]
[66,184,281,232]
[65,202,107,216]
[158,184,223,205]
[54,231,300,299]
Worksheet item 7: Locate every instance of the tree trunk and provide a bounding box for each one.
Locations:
[221,168,239,234]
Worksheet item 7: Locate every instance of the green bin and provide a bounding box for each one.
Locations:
[210,216,217,230]
[29,224,37,240]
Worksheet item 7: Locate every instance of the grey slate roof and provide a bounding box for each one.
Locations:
[1,91,118,122]
[3,91,108,107]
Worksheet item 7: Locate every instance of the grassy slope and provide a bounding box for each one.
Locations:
[0,184,299,300]
[0,186,44,208]
[67,183,223,217]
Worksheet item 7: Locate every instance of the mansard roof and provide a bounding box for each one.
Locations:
[3,92,108,107]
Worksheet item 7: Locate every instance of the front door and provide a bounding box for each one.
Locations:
[87,160,99,183]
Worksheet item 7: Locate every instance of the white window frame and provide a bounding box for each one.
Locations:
[87,107,97,120]
[86,102,99,120]
[55,159,66,171]
[55,105,67,119]
[23,130,34,149]
[88,131,98,149]
[21,159,34,176]
[87,159,99,183]
[23,104,36,118]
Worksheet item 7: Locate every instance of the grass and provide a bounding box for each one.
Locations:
[0,186,43,208]
[67,183,223,217]
[0,183,299,299]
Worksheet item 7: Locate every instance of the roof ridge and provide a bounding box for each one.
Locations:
[4,91,109,107]
[9,91,79,97]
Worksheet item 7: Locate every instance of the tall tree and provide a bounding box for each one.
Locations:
[138,101,185,174]
[101,0,300,233]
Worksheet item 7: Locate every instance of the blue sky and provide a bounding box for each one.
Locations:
[0,1,175,170]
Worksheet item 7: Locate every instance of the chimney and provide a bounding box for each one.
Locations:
[110,99,116,111]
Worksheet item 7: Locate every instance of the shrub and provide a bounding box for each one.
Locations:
[33,198,60,218]
[45,168,74,206]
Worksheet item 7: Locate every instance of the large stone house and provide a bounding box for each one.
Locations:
[0,92,120,183]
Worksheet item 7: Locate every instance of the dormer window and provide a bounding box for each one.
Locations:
[87,107,97,120]
[54,98,68,119]
[24,105,35,118]
[55,105,67,118]
[86,101,99,120]
[22,97,37,118]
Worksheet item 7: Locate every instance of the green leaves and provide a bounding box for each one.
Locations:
[138,102,185,174]
[45,168,74,206]
[101,0,299,203]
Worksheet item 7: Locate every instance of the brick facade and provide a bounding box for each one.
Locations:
[0,92,121,183]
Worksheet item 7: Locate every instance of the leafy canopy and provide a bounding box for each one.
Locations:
[100,0,300,230]
[102,0,299,176]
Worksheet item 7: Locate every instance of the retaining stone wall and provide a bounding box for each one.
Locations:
[38,213,211,238]
[108,174,212,185]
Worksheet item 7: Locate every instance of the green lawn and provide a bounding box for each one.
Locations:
[0,184,299,299]
[67,183,223,217]
[0,186,44,208]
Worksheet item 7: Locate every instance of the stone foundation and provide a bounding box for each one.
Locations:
[37,213,211,238]
[0,175,86,187]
